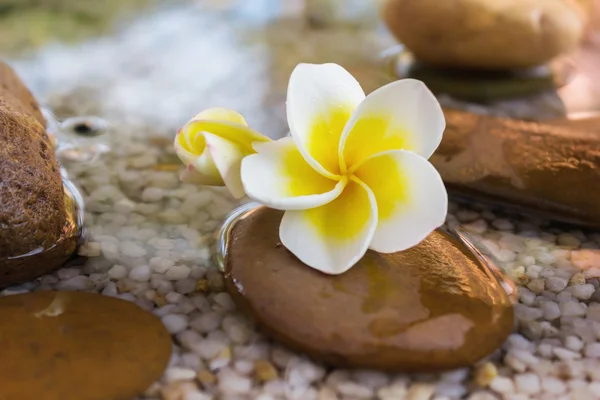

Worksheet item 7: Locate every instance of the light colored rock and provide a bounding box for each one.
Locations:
[547,277,569,292]
[108,264,128,280]
[162,314,188,334]
[514,373,541,394]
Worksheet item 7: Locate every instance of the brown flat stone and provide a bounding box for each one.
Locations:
[0,291,171,400]
[224,207,514,372]
[433,108,600,228]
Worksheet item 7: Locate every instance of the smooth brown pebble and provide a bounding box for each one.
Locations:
[224,207,514,372]
[0,291,171,400]
[383,0,585,69]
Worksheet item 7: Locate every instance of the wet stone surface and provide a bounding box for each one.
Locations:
[0,291,171,400]
[224,207,515,372]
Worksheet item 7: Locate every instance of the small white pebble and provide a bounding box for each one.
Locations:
[553,347,582,360]
[164,366,196,382]
[514,373,541,394]
[560,301,586,317]
[57,268,80,280]
[495,249,516,263]
[150,257,175,273]
[527,279,545,294]
[213,292,236,312]
[406,382,435,400]
[233,359,254,375]
[590,382,600,397]
[518,288,536,306]
[584,342,600,358]
[174,278,197,294]
[166,291,183,304]
[378,381,408,400]
[129,265,151,282]
[440,368,469,383]
[101,282,118,296]
[141,187,165,202]
[546,276,569,292]
[165,265,191,281]
[120,241,147,258]
[571,284,595,300]
[218,368,252,395]
[489,376,515,393]
[466,391,498,400]
[541,376,566,394]
[78,241,101,257]
[195,339,227,360]
[162,314,188,334]
[190,312,222,333]
[557,291,573,303]
[183,392,211,400]
[149,237,174,250]
[463,219,488,234]
[514,304,543,321]
[107,264,128,280]
[564,336,584,352]
[586,303,600,322]
[336,382,373,399]
[435,382,467,398]
[540,301,561,320]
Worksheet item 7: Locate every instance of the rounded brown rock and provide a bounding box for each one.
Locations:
[223,207,514,372]
[0,291,171,400]
[382,0,584,70]
[0,61,45,126]
[0,61,78,288]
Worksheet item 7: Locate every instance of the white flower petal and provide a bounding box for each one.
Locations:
[179,157,223,186]
[339,79,444,170]
[354,149,448,253]
[279,178,378,275]
[287,63,365,178]
[241,137,345,210]
[204,133,249,199]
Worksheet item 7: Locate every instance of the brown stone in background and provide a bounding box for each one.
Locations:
[0,291,172,400]
[225,207,514,372]
[0,61,78,287]
[433,109,600,227]
[382,0,585,70]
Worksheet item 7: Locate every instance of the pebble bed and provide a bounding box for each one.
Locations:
[4,2,600,400]
[5,122,600,400]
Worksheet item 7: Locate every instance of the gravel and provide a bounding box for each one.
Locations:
[6,122,598,400]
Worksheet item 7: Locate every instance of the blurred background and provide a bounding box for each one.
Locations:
[2,0,598,140]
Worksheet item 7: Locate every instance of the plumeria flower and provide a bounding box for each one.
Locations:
[241,63,448,275]
[174,107,270,199]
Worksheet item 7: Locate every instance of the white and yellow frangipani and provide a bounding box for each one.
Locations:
[174,107,270,199]
[241,63,448,275]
